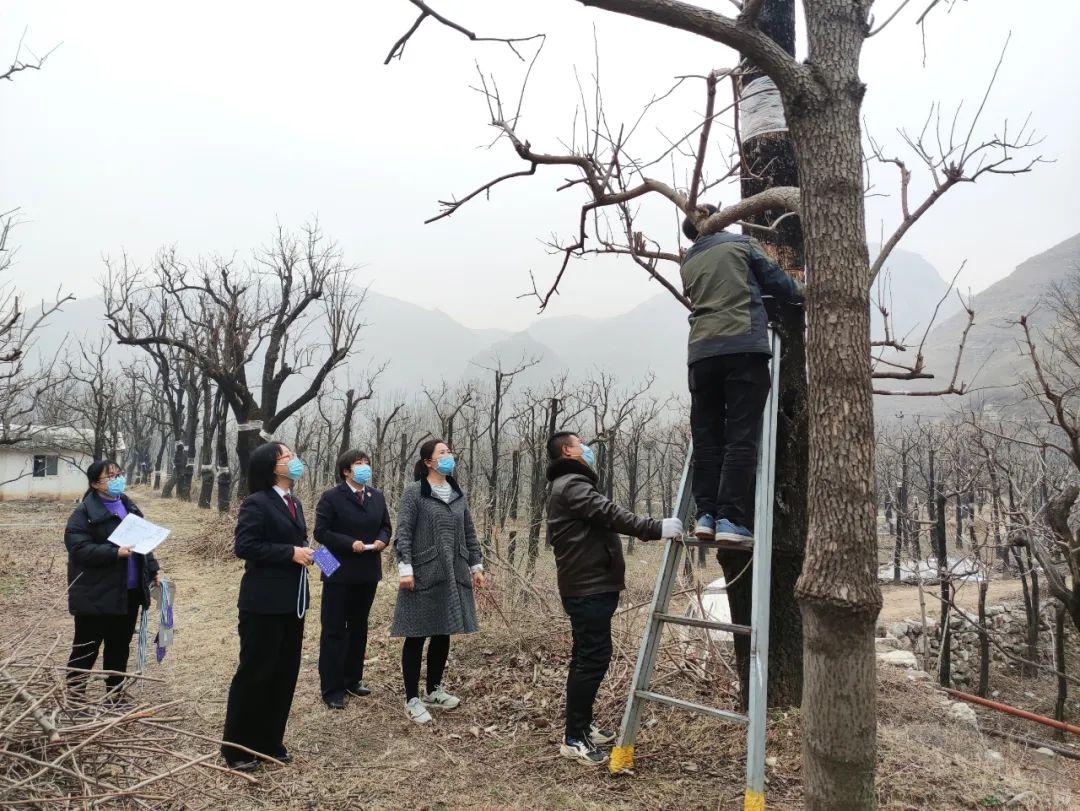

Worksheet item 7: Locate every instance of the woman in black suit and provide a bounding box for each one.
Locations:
[221,442,313,771]
[64,459,161,701]
[314,449,392,709]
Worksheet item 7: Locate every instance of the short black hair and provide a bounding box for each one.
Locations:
[84,459,120,497]
[336,448,370,481]
[85,459,120,485]
[547,431,578,461]
[249,442,287,492]
[682,203,718,241]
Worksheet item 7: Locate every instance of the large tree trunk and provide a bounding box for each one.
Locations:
[977,579,990,697]
[235,419,264,499]
[216,396,232,512]
[508,449,520,522]
[788,2,881,805]
[153,431,167,490]
[935,478,952,686]
[197,379,214,509]
[1054,602,1068,731]
[179,375,199,501]
[895,444,910,583]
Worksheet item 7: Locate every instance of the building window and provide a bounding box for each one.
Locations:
[33,455,59,477]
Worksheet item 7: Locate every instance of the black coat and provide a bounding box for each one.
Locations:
[313,482,392,585]
[545,458,662,598]
[64,492,160,616]
[234,488,310,615]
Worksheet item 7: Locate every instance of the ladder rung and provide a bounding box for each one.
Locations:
[654,612,751,636]
[635,690,748,724]
[679,537,754,553]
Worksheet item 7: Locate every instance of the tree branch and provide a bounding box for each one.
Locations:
[577,0,809,94]
[385,0,544,64]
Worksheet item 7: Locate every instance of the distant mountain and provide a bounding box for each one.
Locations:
[24,243,980,414]
[870,247,959,343]
[875,231,1080,412]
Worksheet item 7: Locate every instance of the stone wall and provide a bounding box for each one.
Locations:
[876,599,1057,689]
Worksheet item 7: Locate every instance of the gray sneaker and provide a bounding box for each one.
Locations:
[405,697,432,725]
[588,723,617,746]
[560,736,608,766]
[422,685,461,710]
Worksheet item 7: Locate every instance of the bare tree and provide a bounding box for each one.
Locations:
[0,216,73,451]
[62,334,120,461]
[103,222,366,495]
[474,355,540,549]
[387,1,1044,802]
[1004,273,1080,634]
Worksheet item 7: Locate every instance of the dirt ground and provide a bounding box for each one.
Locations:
[879,579,1026,624]
[2,490,1076,809]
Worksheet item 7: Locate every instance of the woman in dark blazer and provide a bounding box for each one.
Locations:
[313,448,392,709]
[64,460,160,701]
[221,442,313,771]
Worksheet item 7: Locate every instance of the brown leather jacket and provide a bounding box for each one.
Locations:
[545,458,662,598]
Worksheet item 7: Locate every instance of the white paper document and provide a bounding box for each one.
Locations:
[108,514,171,555]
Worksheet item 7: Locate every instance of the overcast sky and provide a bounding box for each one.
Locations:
[3,1,1078,330]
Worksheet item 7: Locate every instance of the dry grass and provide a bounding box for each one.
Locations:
[1,490,1075,809]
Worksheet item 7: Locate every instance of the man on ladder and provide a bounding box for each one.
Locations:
[607,208,803,811]
[679,205,803,545]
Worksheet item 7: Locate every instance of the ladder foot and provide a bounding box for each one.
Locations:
[743,789,765,811]
[609,745,634,775]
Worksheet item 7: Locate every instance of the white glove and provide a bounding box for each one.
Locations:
[661,517,683,538]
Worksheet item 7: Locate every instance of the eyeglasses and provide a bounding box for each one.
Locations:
[96,470,125,484]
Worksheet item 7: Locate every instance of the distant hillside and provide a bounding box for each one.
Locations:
[870,247,958,343]
[875,231,1080,412]
[24,244,970,412]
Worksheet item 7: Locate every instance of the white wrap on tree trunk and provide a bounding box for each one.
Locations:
[739,76,787,142]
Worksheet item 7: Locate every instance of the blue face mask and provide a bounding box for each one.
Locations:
[435,456,456,476]
[286,458,305,481]
[580,445,596,467]
[106,476,126,498]
[352,464,372,485]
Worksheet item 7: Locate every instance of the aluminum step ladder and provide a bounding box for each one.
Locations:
[609,329,780,811]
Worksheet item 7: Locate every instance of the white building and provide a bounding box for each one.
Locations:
[0,427,124,502]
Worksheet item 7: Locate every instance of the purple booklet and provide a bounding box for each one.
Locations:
[313,546,341,578]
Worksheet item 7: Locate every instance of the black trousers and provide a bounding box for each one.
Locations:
[221,611,304,764]
[318,581,378,701]
[401,635,450,701]
[562,591,619,739]
[689,353,771,527]
[67,589,142,692]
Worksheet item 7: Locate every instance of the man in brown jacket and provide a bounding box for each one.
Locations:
[546,431,683,765]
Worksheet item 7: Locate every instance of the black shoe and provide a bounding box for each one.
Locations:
[226,758,259,773]
[346,682,371,697]
[274,747,292,764]
[325,697,345,710]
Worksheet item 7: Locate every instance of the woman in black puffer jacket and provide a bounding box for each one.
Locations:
[64,459,160,699]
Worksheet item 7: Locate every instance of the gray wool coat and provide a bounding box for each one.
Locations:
[391,477,483,638]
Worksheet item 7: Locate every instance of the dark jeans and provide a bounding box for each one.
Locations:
[221,611,304,765]
[401,635,450,701]
[689,353,771,528]
[318,582,378,701]
[67,588,142,693]
[562,591,619,739]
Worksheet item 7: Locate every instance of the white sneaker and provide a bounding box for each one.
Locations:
[560,736,608,766]
[422,685,461,710]
[405,697,432,724]
[588,723,617,746]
